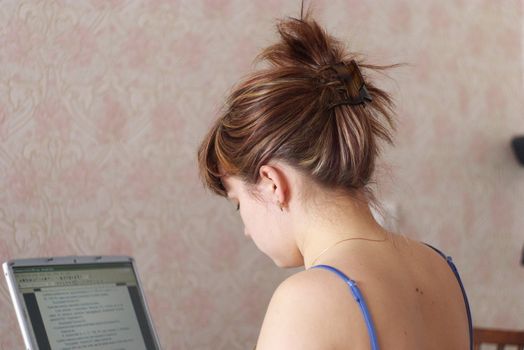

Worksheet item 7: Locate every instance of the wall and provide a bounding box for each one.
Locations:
[0,1,522,349]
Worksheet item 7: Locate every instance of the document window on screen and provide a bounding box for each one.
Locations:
[14,263,157,350]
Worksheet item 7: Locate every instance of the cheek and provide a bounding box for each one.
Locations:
[239,203,269,240]
[240,209,264,237]
[237,203,255,235]
[237,199,302,265]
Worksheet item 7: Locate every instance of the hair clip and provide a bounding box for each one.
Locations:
[325,60,372,109]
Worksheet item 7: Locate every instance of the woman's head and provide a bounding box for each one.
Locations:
[197,12,397,265]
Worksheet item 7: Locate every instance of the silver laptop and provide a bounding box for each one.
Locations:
[3,256,161,350]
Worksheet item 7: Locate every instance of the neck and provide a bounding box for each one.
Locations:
[293,191,389,269]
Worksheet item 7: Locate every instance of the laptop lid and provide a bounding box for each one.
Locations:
[3,256,161,350]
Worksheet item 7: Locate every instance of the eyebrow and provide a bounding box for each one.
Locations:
[220,177,231,192]
[222,184,233,199]
[219,176,226,186]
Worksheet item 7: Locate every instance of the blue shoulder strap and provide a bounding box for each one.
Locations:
[311,264,380,350]
[424,243,473,350]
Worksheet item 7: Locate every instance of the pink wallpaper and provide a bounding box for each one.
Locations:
[0,1,523,349]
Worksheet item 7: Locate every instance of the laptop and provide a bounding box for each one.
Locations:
[3,256,161,350]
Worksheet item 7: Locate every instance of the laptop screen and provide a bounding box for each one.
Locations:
[13,262,158,350]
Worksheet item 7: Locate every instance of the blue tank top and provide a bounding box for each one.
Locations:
[310,242,473,350]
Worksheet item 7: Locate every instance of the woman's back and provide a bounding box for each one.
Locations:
[256,234,471,349]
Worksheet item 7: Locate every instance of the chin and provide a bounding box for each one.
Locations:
[272,256,304,269]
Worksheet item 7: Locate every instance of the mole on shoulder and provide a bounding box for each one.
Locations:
[415,287,424,295]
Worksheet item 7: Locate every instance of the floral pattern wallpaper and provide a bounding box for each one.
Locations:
[0,1,523,349]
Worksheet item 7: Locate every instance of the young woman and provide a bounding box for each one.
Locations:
[198,11,472,350]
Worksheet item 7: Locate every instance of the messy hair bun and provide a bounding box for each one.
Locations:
[198,11,396,204]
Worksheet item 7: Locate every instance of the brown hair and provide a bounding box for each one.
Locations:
[197,12,397,205]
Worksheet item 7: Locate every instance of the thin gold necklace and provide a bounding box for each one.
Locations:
[310,236,387,267]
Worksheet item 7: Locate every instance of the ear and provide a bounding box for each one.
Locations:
[258,164,290,208]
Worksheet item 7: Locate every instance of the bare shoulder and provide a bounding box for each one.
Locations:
[255,269,361,350]
[256,237,471,349]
